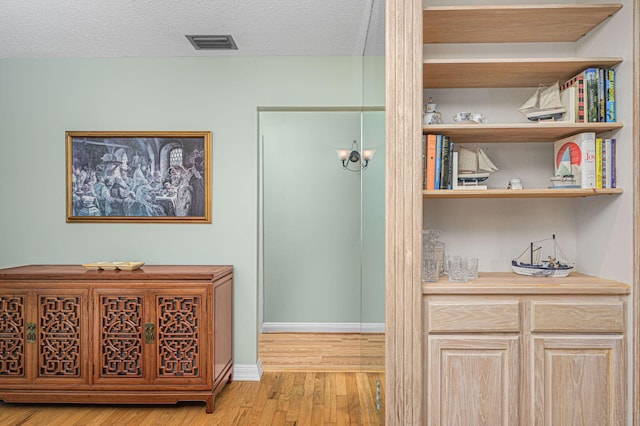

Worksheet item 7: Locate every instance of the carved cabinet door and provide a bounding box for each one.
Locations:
[33,289,90,385]
[0,289,89,386]
[93,287,210,387]
[151,288,209,387]
[0,290,30,385]
[94,289,148,385]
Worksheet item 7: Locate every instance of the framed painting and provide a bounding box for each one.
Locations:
[66,131,212,223]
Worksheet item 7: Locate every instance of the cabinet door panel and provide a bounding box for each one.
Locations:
[532,336,624,426]
[94,290,147,385]
[153,289,209,386]
[428,335,520,426]
[34,290,89,385]
[0,291,28,383]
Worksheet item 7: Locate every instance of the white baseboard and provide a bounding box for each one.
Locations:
[262,322,385,333]
[233,360,263,381]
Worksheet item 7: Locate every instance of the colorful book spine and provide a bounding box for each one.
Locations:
[595,137,603,189]
[434,135,443,190]
[585,68,599,122]
[601,138,608,189]
[606,68,616,122]
[440,136,450,189]
[422,134,427,189]
[609,138,616,189]
[560,72,585,123]
[447,141,454,189]
[598,68,605,122]
[426,134,437,190]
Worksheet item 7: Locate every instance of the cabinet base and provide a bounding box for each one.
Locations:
[1,390,216,413]
[0,366,233,414]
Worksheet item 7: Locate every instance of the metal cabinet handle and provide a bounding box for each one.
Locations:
[144,323,155,344]
[26,322,36,343]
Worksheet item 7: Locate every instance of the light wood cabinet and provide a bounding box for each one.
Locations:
[424,278,629,425]
[427,335,520,425]
[532,336,624,425]
[0,265,233,413]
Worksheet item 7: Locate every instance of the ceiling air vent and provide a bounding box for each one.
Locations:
[186,35,238,50]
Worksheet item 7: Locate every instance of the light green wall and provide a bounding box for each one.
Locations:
[361,111,386,323]
[261,111,363,323]
[0,56,384,366]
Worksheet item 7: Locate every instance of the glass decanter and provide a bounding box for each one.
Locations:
[422,229,445,282]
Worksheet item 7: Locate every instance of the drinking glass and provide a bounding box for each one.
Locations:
[466,257,478,280]
[447,256,468,283]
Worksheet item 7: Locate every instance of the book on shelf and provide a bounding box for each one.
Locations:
[598,68,606,122]
[434,135,443,190]
[569,67,616,123]
[585,68,599,122]
[606,68,616,122]
[440,136,450,189]
[554,132,596,189]
[596,137,603,189]
[560,72,585,123]
[424,133,457,191]
[605,138,616,189]
[422,134,427,189]
[425,134,437,190]
[446,139,454,189]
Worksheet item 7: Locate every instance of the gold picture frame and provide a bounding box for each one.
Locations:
[66,131,212,223]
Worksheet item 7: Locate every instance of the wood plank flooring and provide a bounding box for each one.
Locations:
[1,333,385,425]
[0,372,384,425]
[259,333,385,372]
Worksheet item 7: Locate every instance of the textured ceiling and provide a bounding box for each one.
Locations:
[0,0,385,58]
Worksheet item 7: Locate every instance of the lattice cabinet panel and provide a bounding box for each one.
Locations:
[0,292,27,380]
[34,290,89,384]
[156,293,203,379]
[94,291,146,384]
[37,294,83,378]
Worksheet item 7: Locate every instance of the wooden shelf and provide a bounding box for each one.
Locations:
[422,272,630,295]
[422,122,623,143]
[424,57,622,88]
[424,4,622,44]
[424,188,623,199]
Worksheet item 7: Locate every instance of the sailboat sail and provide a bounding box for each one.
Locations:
[458,147,477,173]
[457,146,498,180]
[478,149,498,173]
[519,81,566,121]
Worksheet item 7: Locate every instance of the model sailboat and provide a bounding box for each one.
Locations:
[511,235,574,277]
[457,146,498,189]
[519,82,566,121]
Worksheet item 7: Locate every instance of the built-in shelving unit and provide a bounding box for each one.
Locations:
[421,4,631,422]
[423,3,624,199]
[422,272,631,295]
[424,188,623,199]
[423,122,623,143]
[424,57,622,88]
[423,4,623,44]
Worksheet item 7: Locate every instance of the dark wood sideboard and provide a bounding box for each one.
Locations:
[0,264,233,413]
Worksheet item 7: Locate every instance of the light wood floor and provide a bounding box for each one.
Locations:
[0,371,384,425]
[259,333,385,372]
[1,333,385,425]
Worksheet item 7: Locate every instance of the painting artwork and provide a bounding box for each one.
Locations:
[66,131,212,223]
